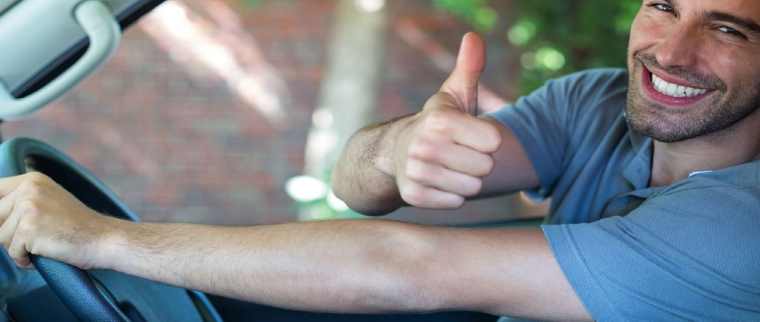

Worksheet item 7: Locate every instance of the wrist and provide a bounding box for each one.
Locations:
[91,216,134,270]
[375,114,417,177]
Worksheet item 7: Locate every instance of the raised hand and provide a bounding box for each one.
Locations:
[387,33,502,209]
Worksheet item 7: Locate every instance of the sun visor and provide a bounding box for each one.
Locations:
[0,0,153,120]
[0,1,19,15]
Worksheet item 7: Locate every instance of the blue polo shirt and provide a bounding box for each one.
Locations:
[488,69,760,321]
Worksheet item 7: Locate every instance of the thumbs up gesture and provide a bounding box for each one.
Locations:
[389,33,502,209]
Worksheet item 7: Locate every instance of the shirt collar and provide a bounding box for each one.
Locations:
[623,115,653,189]
[621,112,760,190]
[624,111,647,151]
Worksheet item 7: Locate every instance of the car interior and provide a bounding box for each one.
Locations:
[0,1,536,321]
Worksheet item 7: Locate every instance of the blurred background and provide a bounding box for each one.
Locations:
[4,0,638,226]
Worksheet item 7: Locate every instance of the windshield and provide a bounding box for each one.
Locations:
[3,0,635,226]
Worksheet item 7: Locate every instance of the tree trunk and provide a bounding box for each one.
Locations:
[300,0,388,220]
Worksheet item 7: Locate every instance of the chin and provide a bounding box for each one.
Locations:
[625,87,703,143]
[626,114,690,143]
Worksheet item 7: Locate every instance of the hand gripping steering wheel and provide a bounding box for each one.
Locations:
[0,137,222,322]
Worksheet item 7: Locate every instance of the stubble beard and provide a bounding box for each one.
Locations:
[625,54,760,143]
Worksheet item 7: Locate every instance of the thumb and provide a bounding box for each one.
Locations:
[440,32,486,115]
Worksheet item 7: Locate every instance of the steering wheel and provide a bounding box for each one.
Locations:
[0,137,222,322]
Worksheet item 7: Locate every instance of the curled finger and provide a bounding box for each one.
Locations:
[0,206,23,249]
[405,159,483,197]
[398,178,465,209]
[0,187,22,225]
[8,235,31,268]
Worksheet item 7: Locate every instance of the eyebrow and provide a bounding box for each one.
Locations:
[705,11,760,35]
[667,0,760,36]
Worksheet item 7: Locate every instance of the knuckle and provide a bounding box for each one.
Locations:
[463,179,483,197]
[25,172,50,185]
[27,243,42,257]
[16,218,34,234]
[439,192,465,209]
[17,199,40,214]
[404,167,422,182]
[449,196,466,209]
[400,185,427,206]
[9,251,23,262]
[483,125,503,152]
[16,213,42,235]
[13,257,30,268]
[424,111,454,133]
[424,92,453,110]
[477,156,496,177]
[20,182,45,198]
[408,139,439,162]
[405,162,431,182]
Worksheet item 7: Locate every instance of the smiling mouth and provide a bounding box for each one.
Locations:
[641,65,715,107]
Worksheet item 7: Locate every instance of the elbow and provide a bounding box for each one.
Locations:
[330,169,379,216]
[330,170,351,207]
[346,201,399,217]
[330,171,399,217]
[330,126,404,216]
[330,162,364,214]
[342,199,400,217]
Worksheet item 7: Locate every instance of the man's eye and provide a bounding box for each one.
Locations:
[649,3,674,13]
[717,26,747,39]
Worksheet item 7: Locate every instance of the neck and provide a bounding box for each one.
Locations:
[650,111,760,187]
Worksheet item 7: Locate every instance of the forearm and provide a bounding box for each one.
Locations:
[332,114,414,215]
[101,218,440,314]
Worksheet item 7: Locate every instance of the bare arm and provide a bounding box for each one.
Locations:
[331,114,414,215]
[0,172,588,320]
[478,116,540,198]
[105,219,443,314]
[332,113,539,213]
[103,220,589,320]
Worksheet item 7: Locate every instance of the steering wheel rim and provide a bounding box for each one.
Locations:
[0,138,134,321]
[0,137,221,322]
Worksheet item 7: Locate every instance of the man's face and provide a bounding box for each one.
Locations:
[626,0,760,143]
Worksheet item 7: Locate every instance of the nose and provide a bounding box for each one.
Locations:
[654,24,702,69]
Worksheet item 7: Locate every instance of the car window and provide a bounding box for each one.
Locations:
[3,0,634,226]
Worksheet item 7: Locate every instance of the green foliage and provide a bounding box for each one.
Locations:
[433,0,499,32]
[241,0,263,7]
[512,0,640,92]
[436,0,641,94]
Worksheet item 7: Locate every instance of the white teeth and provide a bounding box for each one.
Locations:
[651,73,707,98]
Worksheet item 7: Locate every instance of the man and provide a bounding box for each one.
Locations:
[2,0,760,320]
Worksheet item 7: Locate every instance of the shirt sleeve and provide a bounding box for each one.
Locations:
[486,69,627,198]
[543,183,760,321]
